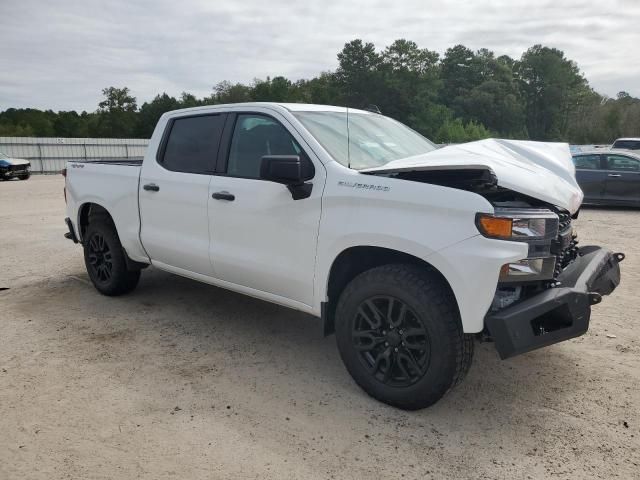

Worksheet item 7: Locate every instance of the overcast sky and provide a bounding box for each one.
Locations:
[1,0,638,111]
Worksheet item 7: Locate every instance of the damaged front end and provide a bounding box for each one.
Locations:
[364,160,623,359]
[475,203,623,359]
[486,246,624,359]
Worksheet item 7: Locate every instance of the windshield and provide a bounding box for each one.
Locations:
[294,111,437,169]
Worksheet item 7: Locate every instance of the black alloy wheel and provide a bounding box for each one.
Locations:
[352,296,430,387]
[82,219,140,296]
[335,264,474,410]
[87,233,113,284]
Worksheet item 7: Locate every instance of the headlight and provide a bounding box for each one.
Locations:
[498,257,557,283]
[477,208,560,283]
[476,208,559,241]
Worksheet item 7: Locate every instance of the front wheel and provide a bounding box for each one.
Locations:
[19,173,30,180]
[335,264,473,410]
[83,220,140,296]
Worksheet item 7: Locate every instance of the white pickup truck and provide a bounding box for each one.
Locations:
[63,103,623,409]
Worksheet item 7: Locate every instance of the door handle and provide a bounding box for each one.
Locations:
[607,174,621,177]
[212,191,235,201]
[143,183,160,191]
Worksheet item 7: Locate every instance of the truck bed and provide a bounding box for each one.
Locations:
[65,160,148,262]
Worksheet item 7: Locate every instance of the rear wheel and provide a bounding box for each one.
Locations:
[335,264,473,410]
[83,220,140,296]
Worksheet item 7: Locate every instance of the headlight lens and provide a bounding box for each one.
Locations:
[499,257,557,283]
[476,208,559,241]
[512,217,548,238]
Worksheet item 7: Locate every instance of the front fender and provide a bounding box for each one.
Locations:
[314,166,528,332]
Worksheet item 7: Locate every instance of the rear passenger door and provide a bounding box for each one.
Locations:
[573,154,607,203]
[139,113,226,275]
[603,153,640,205]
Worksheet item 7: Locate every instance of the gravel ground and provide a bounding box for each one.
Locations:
[1,175,638,479]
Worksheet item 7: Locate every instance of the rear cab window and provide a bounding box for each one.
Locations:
[160,114,226,174]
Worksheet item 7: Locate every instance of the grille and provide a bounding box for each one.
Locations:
[558,211,571,233]
[552,211,578,277]
[9,164,28,172]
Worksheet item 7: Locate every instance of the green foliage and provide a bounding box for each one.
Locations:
[92,87,139,137]
[435,118,492,144]
[136,93,181,138]
[515,45,590,140]
[0,108,56,136]
[0,40,637,144]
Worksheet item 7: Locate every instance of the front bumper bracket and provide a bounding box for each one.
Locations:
[486,246,623,359]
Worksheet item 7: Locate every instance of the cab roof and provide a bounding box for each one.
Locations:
[164,102,373,117]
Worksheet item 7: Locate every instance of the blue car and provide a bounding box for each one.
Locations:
[0,152,31,181]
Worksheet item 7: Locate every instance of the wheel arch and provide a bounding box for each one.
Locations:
[78,202,149,270]
[77,202,114,242]
[322,246,459,336]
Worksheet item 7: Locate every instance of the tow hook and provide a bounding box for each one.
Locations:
[588,292,602,305]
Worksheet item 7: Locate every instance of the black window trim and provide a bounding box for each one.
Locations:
[156,112,227,175]
[213,110,316,182]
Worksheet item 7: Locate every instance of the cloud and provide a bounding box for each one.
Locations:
[0,0,638,111]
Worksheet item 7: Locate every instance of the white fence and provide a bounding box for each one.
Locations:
[0,137,149,173]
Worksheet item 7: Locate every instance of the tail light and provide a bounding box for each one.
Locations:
[62,168,67,203]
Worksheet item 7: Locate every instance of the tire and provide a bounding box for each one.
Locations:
[19,174,30,180]
[335,264,473,410]
[83,218,140,296]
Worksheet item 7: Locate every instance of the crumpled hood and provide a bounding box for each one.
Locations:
[361,138,584,214]
[0,157,30,167]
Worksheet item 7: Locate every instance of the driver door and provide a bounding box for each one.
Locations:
[207,111,325,307]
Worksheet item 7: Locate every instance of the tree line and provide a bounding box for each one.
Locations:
[1,40,638,144]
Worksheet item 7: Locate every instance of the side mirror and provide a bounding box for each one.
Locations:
[260,155,303,185]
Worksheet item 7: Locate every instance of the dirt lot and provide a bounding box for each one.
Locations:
[0,175,638,479]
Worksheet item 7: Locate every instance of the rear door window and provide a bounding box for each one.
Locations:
[161,114,226,174]
[605,154,640,172]
[573,154,601,170]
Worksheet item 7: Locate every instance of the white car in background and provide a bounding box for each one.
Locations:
[0,152,31,181]
[611,138,640,152]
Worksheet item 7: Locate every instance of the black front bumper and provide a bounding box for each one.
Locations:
[486,246,624,359]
